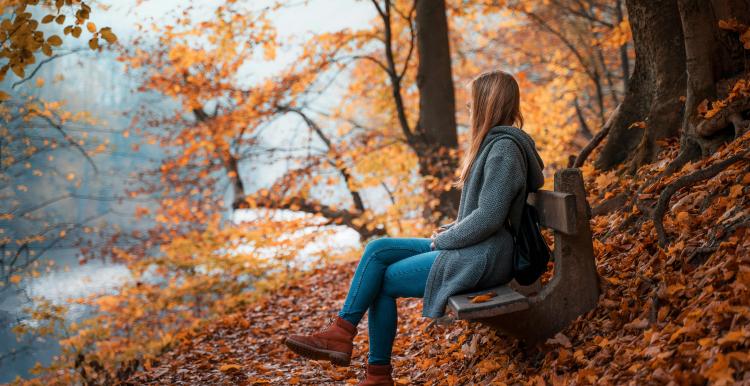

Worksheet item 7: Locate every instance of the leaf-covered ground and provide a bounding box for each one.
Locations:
[129,134,750,385]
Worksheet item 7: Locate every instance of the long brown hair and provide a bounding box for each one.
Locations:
[453,70,524,189]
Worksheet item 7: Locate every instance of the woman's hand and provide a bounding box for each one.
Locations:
[429,229,440,250]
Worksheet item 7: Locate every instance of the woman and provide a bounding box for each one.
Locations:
[283,69,545,386]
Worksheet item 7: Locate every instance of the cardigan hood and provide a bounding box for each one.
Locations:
[480,125,545,193]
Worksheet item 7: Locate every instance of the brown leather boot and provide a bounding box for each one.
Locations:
[283,316,357,366]
[358,363,394,386]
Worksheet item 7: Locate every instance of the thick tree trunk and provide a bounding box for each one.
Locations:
[596,0,750,172]
[414,0,460,223]
[675,0,750,165]
[596,0,686,171]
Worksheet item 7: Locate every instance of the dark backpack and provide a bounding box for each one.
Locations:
[502,136,553,286]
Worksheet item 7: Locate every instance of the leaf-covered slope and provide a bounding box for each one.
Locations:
[130,133,750,385]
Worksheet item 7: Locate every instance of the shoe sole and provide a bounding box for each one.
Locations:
[283,337,351,367]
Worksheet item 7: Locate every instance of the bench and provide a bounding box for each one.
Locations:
[446,168,600,343]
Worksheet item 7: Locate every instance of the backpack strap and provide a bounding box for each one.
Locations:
[496,135,529,236]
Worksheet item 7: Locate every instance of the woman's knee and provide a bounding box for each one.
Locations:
[362,237,392,260]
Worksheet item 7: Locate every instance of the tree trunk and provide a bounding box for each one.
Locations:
[596,0,750,172]
[414,0,461,224]
[675,0,750,166]
[596,0,686,171]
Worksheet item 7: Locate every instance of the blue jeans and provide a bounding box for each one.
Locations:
[338,237,440,365]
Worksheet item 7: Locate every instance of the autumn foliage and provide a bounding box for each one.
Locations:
[3,0,750,385]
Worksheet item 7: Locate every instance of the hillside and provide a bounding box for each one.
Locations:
[127,132,750,385]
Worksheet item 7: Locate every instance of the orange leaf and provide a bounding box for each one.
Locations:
[219,364,242,372]
[702,354,735,385]
[469,291,497,303]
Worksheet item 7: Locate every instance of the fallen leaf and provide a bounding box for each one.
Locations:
[546,332,572,348]
[219,364,242,373]
[469,291,497,303]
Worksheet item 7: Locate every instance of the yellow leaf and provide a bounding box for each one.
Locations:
[96,295,120,312]
[11,64,24,78]
[86,22,96,33]
[41,15,55,24]
[101,28,117,44]
[88,38,99,50]
[72,26,81,38]
[10,275,22,284]
[47,35,63,46]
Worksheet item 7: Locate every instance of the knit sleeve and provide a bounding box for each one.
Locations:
[439,221,456,231]
[433,139,525,250]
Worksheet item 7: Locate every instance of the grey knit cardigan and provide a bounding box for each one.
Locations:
[422,125,545,318]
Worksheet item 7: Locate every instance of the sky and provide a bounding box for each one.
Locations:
[95,0,375,76]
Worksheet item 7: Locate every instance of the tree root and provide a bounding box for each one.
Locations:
[664,137,702,177]
[729,112,750,138]
[653,149,749,248]
[696,97,750,137]
[573,104,621,168]
[687,215,749,266]
[591,193,628,217]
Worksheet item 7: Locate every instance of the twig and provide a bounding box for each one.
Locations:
[12,49,85,89]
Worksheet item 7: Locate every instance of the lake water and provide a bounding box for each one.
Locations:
[0,248,131,383]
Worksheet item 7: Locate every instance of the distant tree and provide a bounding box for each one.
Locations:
[0,0,118,291]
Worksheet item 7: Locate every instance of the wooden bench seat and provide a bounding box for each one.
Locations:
[445,168,600,343]
[448,285,529,320]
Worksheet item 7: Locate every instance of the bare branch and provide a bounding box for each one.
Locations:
[12,48,86,89]
[36,114,99,173]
